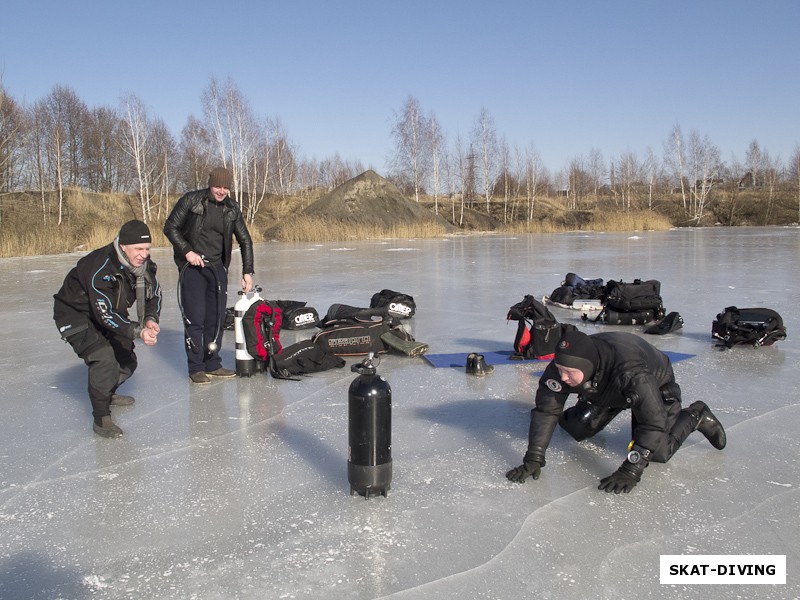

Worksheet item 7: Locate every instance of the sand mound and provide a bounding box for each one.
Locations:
[303,170,453,229]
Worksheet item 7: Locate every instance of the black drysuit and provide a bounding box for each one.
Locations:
[53,244,161,418]
[526,331,697,463]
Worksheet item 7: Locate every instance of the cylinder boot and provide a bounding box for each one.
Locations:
[689,401,726,449]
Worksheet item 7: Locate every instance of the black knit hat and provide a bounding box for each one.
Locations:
[118,220,152,245]
[554,329,599,380]
[208,167,233,189]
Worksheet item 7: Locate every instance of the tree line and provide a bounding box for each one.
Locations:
[2,78,799,228]
[0,77,366,226]
[389,96,800,226]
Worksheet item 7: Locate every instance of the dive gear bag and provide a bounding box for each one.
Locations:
[273,339,345,374]
[241,300,283,362]
[370,289,416,319]
[603,279,664,316]
[276,300,319,330]
[507,295,576,359]
[313,303,415,356]
[712,306,787,348]
[547,273,605,307]
[584,278,665,325]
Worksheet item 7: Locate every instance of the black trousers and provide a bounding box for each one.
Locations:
[55,312,136,419]
[180,262,228,374]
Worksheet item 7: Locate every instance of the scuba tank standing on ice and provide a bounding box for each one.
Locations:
[234,285,265,376]
[348,354,392,498]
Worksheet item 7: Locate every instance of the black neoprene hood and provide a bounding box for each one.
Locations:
[554,330,599,380]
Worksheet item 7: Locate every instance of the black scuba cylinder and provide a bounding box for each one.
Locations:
[348,354,392,498]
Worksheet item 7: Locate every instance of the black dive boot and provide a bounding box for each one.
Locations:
[466,353,478,374]
[93,415,123,438]
[471,354,494,376]
[689,401,726,449]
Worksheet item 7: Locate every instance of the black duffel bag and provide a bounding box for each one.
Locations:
[276,300,319,330]
[603,279,664,316]
[370,289,416,319]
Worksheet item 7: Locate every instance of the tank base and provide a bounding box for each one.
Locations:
[350,484,390,499]
[348,461,392,499]
[236,358,257,377]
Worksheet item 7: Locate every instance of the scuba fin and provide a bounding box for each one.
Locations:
[645,311,683,335]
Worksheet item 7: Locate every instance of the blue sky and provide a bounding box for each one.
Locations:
[2,1,798,174]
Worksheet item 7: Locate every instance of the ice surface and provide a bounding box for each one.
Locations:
[1,227,797,599]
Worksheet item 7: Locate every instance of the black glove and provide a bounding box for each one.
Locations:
[598,460,646,494]
[506,450,546,483]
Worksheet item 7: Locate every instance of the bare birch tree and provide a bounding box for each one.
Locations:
[0,83,24,193]
[524,143,543,223]
[149,118,177,219]
[269,118,296,197]
[790,145,800,222]
[567,157,591,210]
[429,111,444,214]
[510,144,525,222]
[615,150,641,211]
[439,141,454,222]
[762,151,781,225]
[745,140,763,189]
[587,147,605,197]
[663,123,688,213]
[120,93,157,222]
[497,137,511,223]
[687,130,721,221]
[452,135,469,226]
[642,146,662,211]
[390,96,429,202]
[472,107,498,212]
[33,92,68,223]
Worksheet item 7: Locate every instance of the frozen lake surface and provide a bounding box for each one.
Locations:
[1,227,797,599]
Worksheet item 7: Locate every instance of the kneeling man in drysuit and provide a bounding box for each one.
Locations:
[506,329,726,493]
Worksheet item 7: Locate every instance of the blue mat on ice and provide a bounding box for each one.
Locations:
[423,349,695,369]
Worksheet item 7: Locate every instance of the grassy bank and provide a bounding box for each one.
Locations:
[1,186,795,258]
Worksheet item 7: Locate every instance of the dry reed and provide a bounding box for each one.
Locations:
[267,216,450,242]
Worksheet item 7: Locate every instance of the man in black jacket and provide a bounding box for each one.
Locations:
[164,167,255,384]
[53,220,162,437]
[506,329,726,493]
